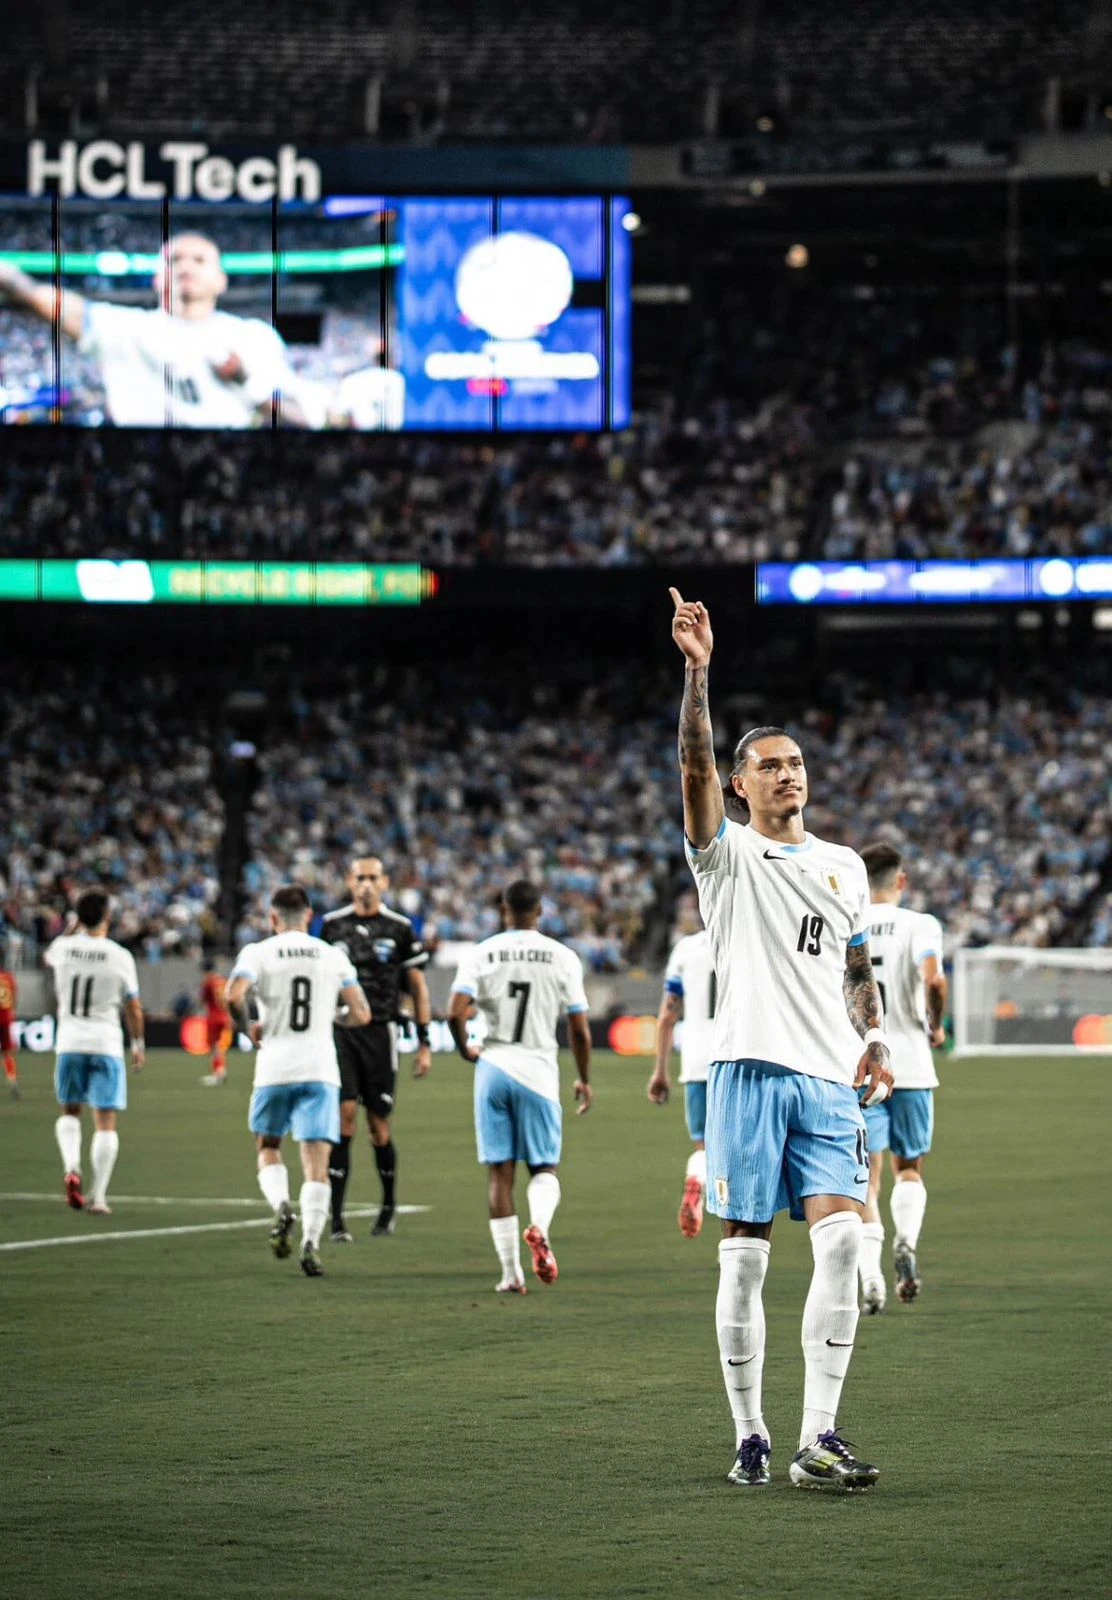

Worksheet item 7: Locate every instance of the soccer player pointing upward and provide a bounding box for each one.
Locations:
[670,589,893,1492]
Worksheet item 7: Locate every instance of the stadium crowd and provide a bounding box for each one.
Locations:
[0,666,224,962]
[5,311,1112,563]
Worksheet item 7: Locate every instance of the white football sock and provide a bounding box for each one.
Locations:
[801,1212,862,1449]
[299,1182,330,1249]
[716,1236,771,1447]
[55,1114,82,1175]
[489,1215,523,1283]
[257,1159,290,1214]
[891,1179,927,1248]
[526,1172,560,1238]
[90,1130,119,1205]
[858,1221,884,1286]
[685,1148,707,1186]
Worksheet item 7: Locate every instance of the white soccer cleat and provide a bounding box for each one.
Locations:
[861,1277,887,1315]
[496,1276,527,1296]
[87,1201,112,1216]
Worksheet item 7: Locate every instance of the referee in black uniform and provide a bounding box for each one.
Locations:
[321,855,432,1239]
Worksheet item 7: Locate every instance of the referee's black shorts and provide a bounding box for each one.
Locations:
[335,1022,398,1119]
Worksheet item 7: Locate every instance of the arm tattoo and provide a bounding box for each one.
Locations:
[678,666,715,776]
[843,942,883,1039]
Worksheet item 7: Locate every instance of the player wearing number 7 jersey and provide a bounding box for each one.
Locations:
[670,587,894,1493]
[46,889,146,1216]
[227,885,370,1277]
[447,880,592,1294]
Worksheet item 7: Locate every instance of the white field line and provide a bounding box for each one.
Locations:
[1,1193,302,1208]
[0,1203,430,1253]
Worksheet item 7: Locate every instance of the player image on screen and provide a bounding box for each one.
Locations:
[0,233,318,428]
[856,843,948,1314]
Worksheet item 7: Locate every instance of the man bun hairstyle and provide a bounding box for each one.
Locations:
[503,879,542,916]
[726,725,796,815]
[271,883,312,920]
[860,842,903,889]
[75,889,110,929]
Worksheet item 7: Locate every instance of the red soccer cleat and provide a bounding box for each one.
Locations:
[678,1177,705,1238]
[523,1225,558,1285]
[64,1172,86,1211]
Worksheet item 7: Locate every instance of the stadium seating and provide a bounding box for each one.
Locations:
[1,1,1093,144]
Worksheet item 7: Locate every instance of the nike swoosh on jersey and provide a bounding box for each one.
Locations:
[762,850,787,860]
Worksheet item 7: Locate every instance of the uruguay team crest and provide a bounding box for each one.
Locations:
[825,871,843,895]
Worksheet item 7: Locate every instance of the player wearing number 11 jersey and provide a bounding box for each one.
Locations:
[227,885,369,1277]
[448,880,592,1294]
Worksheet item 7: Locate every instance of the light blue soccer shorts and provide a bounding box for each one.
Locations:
[248,1083,341,1144]
[474,1059,562,1169]
[705,1058,869,1223]
[863,1088,934,1160]
[55,1053,127,1111]
[684,1081,708,1143]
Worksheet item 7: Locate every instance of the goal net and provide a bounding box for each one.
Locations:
[953,946,1112,1056]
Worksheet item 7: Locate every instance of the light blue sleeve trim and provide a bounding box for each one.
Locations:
[847,930,869,948]
[229,964,257,984]
[917,949,939,961]
[684,817,727,857]
[566,1004,588,1015]
[665,978,684,996]
[451,984,477,998]
[123,989,140,1002]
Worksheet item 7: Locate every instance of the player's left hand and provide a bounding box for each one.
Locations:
[854,1041,894,1108]
[130,1044,146,1073]
[248,1022,263,1049]
[647,1070,670,1105]
[413,1044,432,1079]
[574,1080,593,1115]
[928,1025,946,1049]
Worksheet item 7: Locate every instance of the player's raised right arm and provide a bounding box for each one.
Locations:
[670,589,724,850]
[0,263,87,343]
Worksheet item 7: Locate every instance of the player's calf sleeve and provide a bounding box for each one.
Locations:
[891,1178,927,1249]
[685,1148,707,1186]
[526,1171,560,1238]
[489,1216,522,1281]
[257,1159,290,1214]
[801,1212,862,1449]
[299,1182,330,1249]
[55,1113,82,1175]
[858,1221,884,1285]
[90,1130,119,1205]
[716,1237,771,1447]
[374,1140,397,1208]
[328,1137,351,1221]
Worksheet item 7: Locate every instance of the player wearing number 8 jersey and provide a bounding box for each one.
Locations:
[670,587,893,1493]
[448,880,592,1294]
[46,889,145,1216]
[227,885,369,1277]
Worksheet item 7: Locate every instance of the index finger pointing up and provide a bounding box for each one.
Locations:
[669,587,685,611]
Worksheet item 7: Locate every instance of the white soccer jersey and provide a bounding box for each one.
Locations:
[335,366,406,430]
[45,933,139,1057]
[686,819,872,1086]
[450,928,589,1103]
[664,931,716,1084]
[866,903,943,1089]
[79,303,304,428]
[230,932,358,1089]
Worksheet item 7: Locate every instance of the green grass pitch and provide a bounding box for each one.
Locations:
[1,1050,1108,1600]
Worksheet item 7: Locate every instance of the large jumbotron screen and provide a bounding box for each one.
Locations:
[0,191,632,432]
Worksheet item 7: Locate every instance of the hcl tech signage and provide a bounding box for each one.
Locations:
[25,140,322,203]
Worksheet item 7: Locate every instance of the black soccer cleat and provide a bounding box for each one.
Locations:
[300,1241,325,1277]
[371,1206,396,1237]
[269,1200,296,1260]
[727,1434,771,1487]
[893,1241,921,1303]
[790,1431,879,1492]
